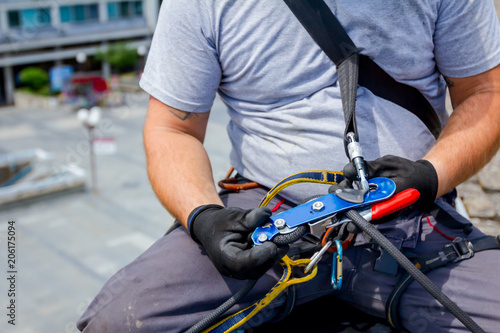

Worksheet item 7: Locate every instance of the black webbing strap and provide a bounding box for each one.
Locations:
[338,55,359,152]
[430,200,474,234]
[283,0,442,140]
[284,0,359,153]
[358,55,442,139]
[386,235,500,331]
[283,0,358,65]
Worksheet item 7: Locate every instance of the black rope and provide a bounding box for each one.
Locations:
[345,209,485,333]
[185,279,257,333]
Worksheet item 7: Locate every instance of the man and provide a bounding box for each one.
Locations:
[78,0,500,332]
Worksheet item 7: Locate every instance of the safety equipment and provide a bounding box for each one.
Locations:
[185,0,486,330]
[386,234,500,330]
[283,0,442,142]
[198,255,318,333]
[343,156,439,212]
[188,205,287,280]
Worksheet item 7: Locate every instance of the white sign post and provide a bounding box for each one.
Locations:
[77,107,102,193]
[93,138,117,156]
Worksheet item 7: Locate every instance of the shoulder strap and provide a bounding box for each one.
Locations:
[283,0,360,152]
[283,0,442,140]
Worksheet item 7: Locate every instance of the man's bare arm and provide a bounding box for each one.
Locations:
[424,65,500,198]
[143,96,223,228]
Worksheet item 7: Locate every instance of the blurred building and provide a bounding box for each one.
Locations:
[0,0,159,106]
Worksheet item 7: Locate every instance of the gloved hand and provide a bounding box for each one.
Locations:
[188,205,287,280]
[343,155,439,212]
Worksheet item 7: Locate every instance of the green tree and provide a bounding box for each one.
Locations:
[19,67,49,93]
[95,42,139,73]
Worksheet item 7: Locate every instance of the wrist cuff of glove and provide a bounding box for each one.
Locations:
[187,204,224,243]
[416,159,439,209]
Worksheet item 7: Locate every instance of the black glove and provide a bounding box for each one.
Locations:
[343,155,439,212]
[188,205,287,280]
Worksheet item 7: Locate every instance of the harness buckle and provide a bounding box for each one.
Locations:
[451,237,474,262]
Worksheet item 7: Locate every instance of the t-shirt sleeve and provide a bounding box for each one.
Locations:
[434,0,500,78]
[139,0,221,112]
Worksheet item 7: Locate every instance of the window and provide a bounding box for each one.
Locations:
[74,5,86,22]
[60,7,71,23]
[7,11,20,28]
[8,8,51,29]
[119,2,130,18]
[108,1,143,19]
[88,5,99,20]
[60,4,99,24]
[108,3,118,19]
[22,9,38,29]
[37,9,51,25]
[134,1,143,16]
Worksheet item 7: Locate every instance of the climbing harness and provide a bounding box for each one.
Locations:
[185,0,499,332]
[187,167,500,333]
[386,234,500,331]
[186,172,421,333]
[218,167,261,192]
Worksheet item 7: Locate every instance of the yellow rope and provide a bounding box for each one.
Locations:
[205,170,342,333]
[259,170,343,207]
[203,256,317,333]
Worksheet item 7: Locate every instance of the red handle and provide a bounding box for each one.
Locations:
[371,189,420,220]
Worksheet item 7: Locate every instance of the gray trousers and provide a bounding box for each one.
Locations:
[77,186,500,332]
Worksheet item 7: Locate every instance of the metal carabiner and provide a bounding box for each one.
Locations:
[331,239,343,290]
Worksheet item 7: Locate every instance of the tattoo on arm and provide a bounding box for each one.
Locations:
[168,108,198,121]
[443,76,454,88]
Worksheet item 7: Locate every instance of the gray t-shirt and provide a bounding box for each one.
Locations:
[140,0,500,203]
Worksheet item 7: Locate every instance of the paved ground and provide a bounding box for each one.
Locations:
[0,93,232,333]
